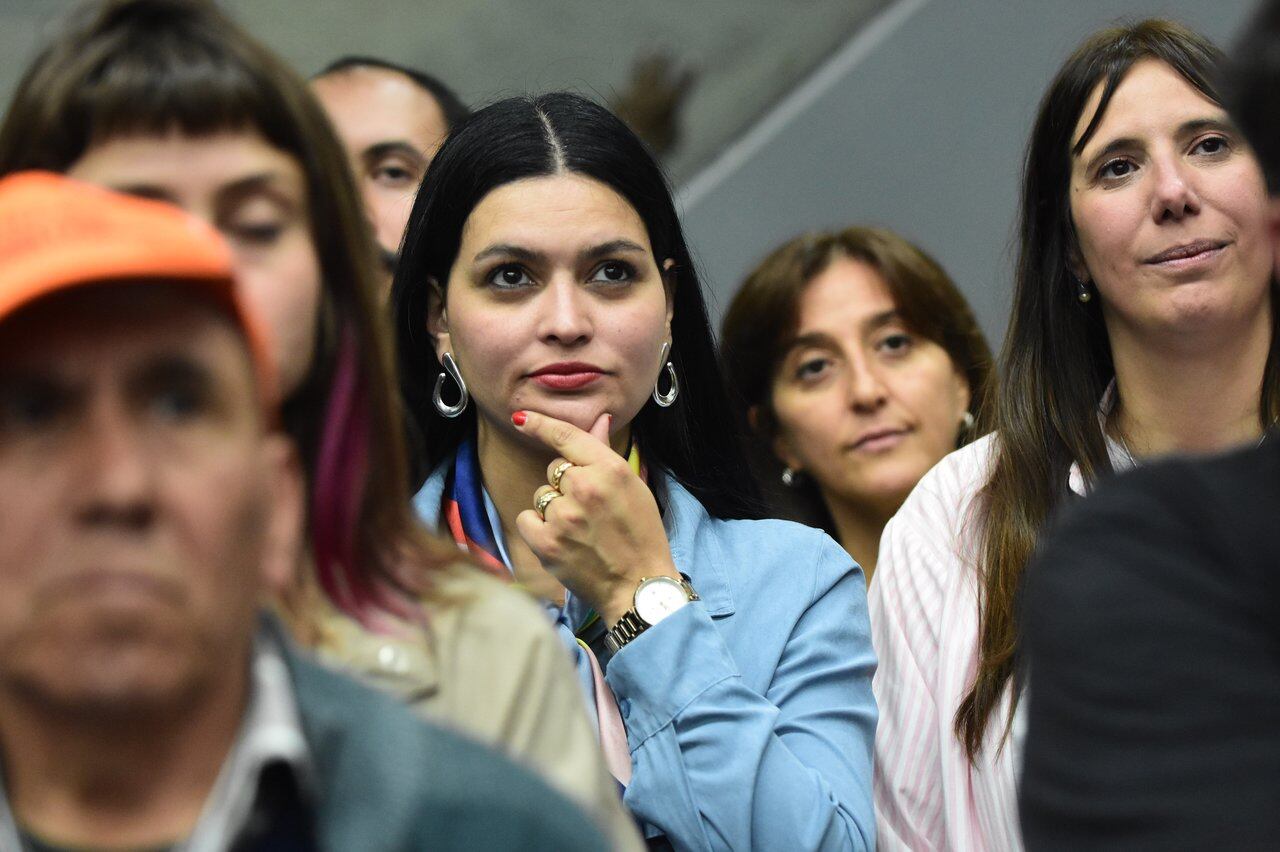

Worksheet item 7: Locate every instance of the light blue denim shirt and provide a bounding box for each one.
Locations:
[415,462,878,850]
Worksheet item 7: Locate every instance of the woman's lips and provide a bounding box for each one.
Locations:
[528,363,606,391]
[532,372,603,390]
[1144,239,1229,269]
[849,428,911,454]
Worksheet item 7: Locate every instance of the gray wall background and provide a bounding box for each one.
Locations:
[679,0,1259,347]
[0,0,889,186]
[0,0,1259,348]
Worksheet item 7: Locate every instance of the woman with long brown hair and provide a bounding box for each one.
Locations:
[0,1,639,845]
[870,19,1278,850]
[720,226,993,579]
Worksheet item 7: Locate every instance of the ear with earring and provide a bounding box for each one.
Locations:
[955,410,976,447]
[1072,272,1093,303]
[428,279,469,418]
[433,352,469,418]
[780,467,799,487]
[652,340,679,407]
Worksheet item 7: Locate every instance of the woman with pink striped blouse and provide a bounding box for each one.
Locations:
[869,19,1279,851]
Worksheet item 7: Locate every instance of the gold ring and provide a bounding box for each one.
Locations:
[535,489,562,520]
[549,460,575,491]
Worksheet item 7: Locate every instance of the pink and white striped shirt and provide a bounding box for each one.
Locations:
[869,436,1022,852]
[870,428,1131,851]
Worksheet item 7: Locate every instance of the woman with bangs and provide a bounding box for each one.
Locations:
[0,1,640,846]
[869,19,1278,851]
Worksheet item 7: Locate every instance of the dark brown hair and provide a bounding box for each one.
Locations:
[0,0,456,623]
[720,226,994,525]
[961,18,1280,757]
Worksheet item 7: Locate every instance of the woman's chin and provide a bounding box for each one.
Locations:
[825,462,933,513]
[523,401,606,433]
[523,393,646,433]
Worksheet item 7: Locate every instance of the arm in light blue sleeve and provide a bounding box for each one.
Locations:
[606,534,877,851]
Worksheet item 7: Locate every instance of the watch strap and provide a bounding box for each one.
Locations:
[604,574,699,654]
[604,610,649,655]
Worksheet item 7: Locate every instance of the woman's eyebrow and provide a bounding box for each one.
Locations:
[472,243,542,264]
[472,240,648,266]
[786,331,838,353]
[1076,116,1234,172]
[579,239,647,261]
[217,172,299,208]
[1076,135,1140,173]
[1173,116,1236,142]
[861,309,901,334]
[107,183,178,205]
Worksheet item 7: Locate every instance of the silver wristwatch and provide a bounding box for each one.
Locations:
[604,574,699,654]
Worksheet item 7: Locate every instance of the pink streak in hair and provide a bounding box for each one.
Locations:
[311,327,417,631]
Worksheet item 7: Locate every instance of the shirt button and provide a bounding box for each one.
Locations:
[618,698,631,719]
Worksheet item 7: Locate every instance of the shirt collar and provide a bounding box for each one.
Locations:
[414,457,451,528]
[480,479,517,576]
[184,621,313,851]
[646,473,735,617]
[1067,378,1138,496]
[0,621,313,852]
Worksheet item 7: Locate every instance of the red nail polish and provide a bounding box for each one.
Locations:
[511,410,527,426]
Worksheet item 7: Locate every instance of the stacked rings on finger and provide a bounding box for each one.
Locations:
[534,489,562,520]
[550,460,575,491]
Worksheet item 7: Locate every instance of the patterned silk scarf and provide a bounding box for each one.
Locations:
[443,437,636,788]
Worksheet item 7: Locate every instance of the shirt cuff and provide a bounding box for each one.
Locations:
[605,601,739,745]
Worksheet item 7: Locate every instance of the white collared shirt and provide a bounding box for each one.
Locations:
[868,385,1134,852]
[0,625,312,852]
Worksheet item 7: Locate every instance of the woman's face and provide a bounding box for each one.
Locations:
[432,173,673,447]
[768,257,970,516]
[1069,59,1272,343]
[67,129,323,397]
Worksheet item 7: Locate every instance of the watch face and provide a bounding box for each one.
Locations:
[634,577,691,625]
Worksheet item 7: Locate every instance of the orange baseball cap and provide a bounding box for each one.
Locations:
[0,170,276,404]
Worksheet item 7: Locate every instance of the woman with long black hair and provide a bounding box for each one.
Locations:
[393,92,877,851]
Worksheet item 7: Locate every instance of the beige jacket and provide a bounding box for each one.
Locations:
[312,562,642,851]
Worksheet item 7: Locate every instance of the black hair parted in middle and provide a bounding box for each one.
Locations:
[392,91,763,520]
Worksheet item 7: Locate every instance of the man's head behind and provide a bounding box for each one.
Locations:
[0,173,301,720]
[312,57,469,277]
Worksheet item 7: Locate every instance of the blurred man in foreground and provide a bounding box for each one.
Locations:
[0,171,604,851]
